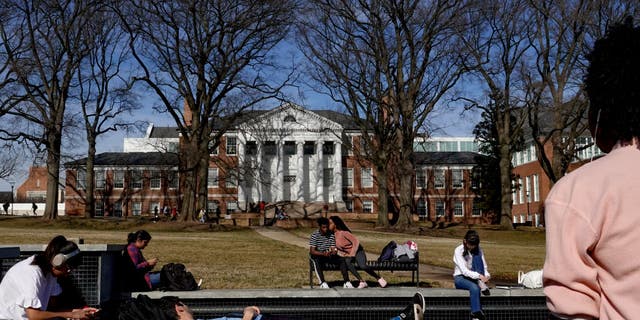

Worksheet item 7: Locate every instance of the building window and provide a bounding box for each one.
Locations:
[417,199,426,217]
[113,202,123,217]
[471,170,481,189]
[472,200,482,216]
[264,141,277,155]
[94,200,104,216]
[168,171,179,189]
[359,138,367,155]
[207,200,218,214]
[533,174,540,201]
[452,169,463,189]
[284,114,296,122]
[434,168,446,189]
[114,171,124,189]
[525,176,531,203]
[361,168,373,188]
[225,169,237,188]
[322,141,334,155]
[226,201,238,214]
[208,141,218,155]
[303,141,315,155]
[416,170,426,189]
[246,141,257,155]
[26,191,46,202]
[518,178,524,204]
[453,201,464,217]
[208,168,218,188]
[362,200,373,213]
[130,170,143,189]
[151,202,161,215]
[226,136,237,155]
[284,141,296,155]
[435,200,445,217]
[132,202,142,216]
[76,169,86,190]
[150,171,161,189]
[323,168,333,186]
[95,170,105,189]
[345,200,353,212]
[343,168,353,187]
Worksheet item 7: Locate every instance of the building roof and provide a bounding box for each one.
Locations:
[149,126,179,139]
[414,151,487,166]
[65,152,179,167]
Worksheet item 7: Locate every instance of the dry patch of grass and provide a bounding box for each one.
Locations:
[0,216,545,287]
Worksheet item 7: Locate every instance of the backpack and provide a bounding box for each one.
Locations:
[118,294,171,320]
[518,269,543,289]
[377,241,397,262]
[159,263,199,291]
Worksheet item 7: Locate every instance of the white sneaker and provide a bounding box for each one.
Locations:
[320,282,330,289]
[343,281,354,288]
[357,281,368,289]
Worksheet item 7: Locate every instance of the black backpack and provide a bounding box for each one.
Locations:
[117,294,171,320]
[377,240,398,262]
[159,263,198,291]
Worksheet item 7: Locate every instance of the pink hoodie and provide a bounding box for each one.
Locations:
[334,230,359,257]
[544,144,640,319]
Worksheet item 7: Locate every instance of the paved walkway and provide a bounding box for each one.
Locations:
[252,226,454,288]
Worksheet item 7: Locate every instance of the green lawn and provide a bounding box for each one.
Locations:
[0,216,545,288]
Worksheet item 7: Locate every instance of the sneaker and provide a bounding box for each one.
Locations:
[378,277,388,288]
[412,292,425,320]
[470,311,486,320]
[478,281,490,296]
[395,305,413,319]
[320,282,330,289]
[357,281,368,289]
[343,281,354,288]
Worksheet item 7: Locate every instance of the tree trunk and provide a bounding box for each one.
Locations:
[498,144,514,229]
[43,134,62,220]
[197,144,209,217]
[179,137,199,221]
[395,157,415,229]
[84,137,97,218]
[375,167,389,227]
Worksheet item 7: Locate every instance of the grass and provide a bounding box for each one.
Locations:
[0,216,545,288]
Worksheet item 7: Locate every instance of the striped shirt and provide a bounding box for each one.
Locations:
[309,230,335,253]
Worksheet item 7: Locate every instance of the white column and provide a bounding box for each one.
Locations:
[333,141,343,202]
[237,142,246,210]
[278,141,284,202]
[257,142,263,202]
[294,141,304,201]
[316,140,324,202]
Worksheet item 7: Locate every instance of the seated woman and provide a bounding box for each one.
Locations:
[329,215,387,288]
[0,235,98,319]
[127,230,160,290]
[453,230,491,320]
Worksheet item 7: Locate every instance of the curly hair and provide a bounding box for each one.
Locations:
[585,17,640,143]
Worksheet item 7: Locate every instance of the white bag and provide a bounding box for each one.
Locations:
[518,269,543,289]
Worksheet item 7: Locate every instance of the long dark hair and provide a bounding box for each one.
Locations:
[32,235,79,274]
[463,230,481,257]
[329,216,351,232]
[127,230,152,244]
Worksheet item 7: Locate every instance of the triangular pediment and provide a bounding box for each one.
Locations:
[237,103,343,139]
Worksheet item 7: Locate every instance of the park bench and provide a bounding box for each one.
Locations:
[308,252,419,288]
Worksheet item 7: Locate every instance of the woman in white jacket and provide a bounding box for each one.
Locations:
[453,230,490,320]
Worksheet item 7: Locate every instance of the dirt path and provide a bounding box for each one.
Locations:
[252,226,454,288]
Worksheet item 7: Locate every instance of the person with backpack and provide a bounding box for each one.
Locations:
[329,215,387,288]
[309,217,340,288]
[453,230,491,320]
[0,235,99,319]
[127,230,160,290]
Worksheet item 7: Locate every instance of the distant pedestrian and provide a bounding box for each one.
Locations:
[170,207,177,221]
[163,205,170,217]
[31,203,38,216]
[2,202,9,215]
[215,206,221,224]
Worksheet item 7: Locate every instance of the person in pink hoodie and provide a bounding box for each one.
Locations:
[329,216,387,288]
[543,18,640,320]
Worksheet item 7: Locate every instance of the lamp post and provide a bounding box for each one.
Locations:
[8,180,14,216]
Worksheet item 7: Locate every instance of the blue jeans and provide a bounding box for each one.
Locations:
[455,252,486,313]
[149,272,161,289]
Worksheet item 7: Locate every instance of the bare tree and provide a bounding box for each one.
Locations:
[75,6,138,218]
[525,0,639,186]
[116,0,296,220]
[456,0,532,229]
[0,0,95,219]
[297,0,465,228]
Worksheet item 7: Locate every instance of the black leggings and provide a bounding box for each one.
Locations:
[340,246,380,281]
